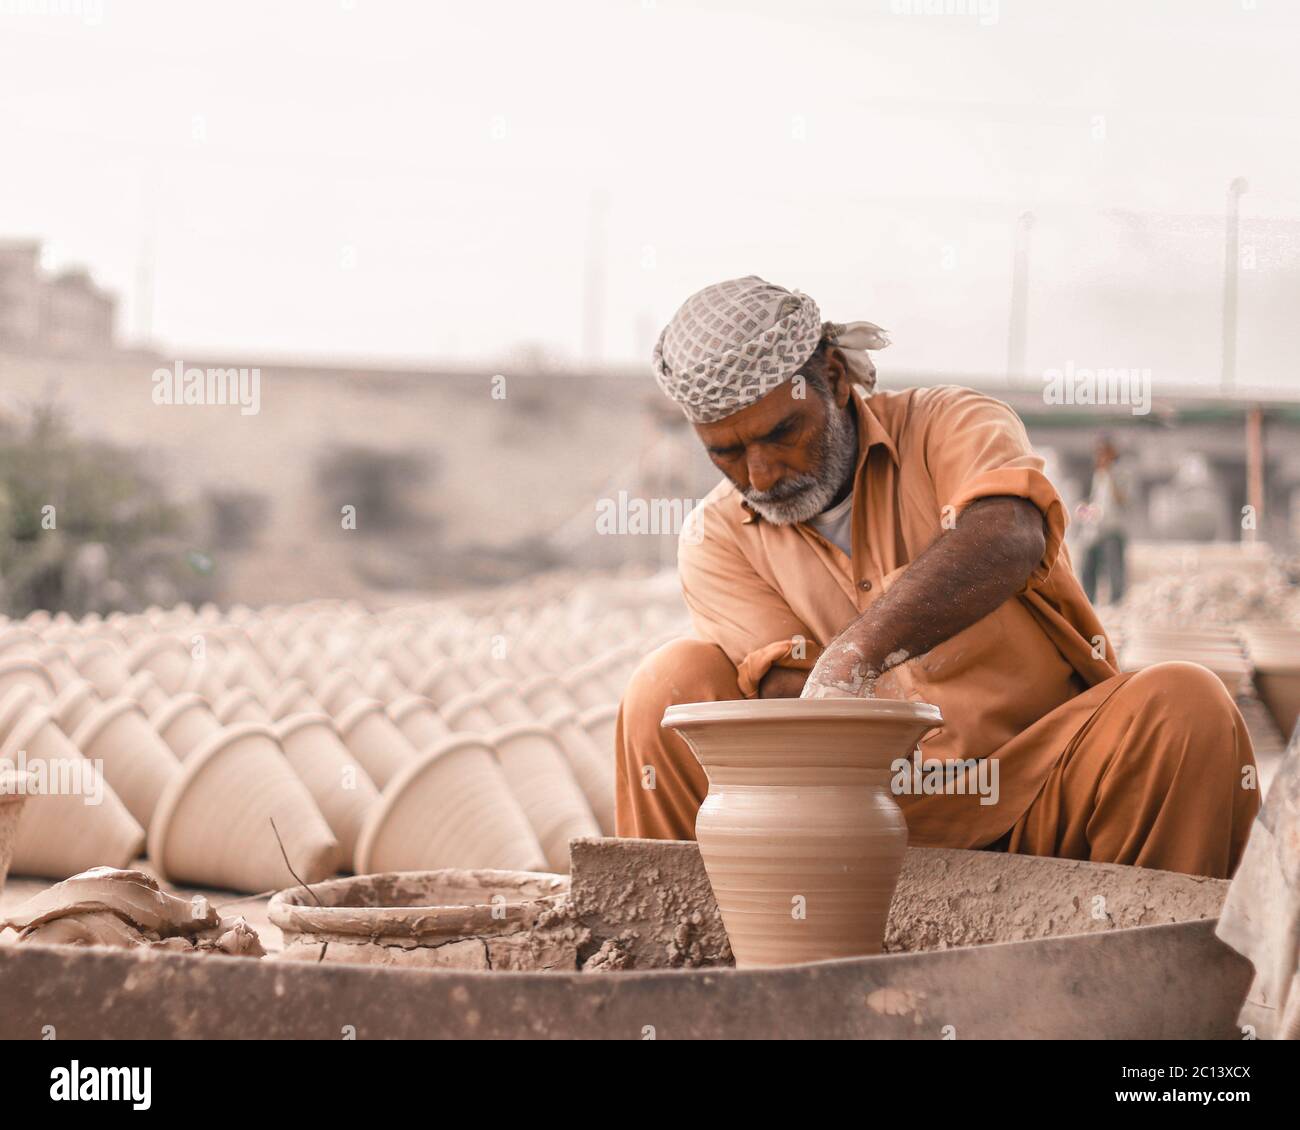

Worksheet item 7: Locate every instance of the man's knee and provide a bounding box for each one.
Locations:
[620,637,741,730]
[1118,661,1248,771]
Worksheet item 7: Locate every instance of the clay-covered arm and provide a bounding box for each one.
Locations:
[801,496,1047,698]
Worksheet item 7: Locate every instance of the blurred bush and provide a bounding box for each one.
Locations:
[0,401,211,615]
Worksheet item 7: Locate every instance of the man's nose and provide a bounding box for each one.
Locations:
[747,450,783,494]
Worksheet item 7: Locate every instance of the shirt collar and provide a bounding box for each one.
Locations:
[738,388,898,525]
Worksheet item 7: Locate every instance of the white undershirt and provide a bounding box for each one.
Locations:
[809,491,854,557]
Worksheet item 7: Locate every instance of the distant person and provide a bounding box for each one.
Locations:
[1079,435,1132,604]
[615,276,1257,879]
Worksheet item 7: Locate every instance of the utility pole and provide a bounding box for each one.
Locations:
[1006,211,1034,384]
[1221,177,1248,394]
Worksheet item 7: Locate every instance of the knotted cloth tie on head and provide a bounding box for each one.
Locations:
[651,275,890,424]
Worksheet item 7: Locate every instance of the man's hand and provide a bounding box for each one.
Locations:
[802,496,1046,699]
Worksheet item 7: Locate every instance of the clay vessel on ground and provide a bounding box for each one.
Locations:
[267,678,322,721]
[274,712,379,867]
[414,660,473,709]
[34,646,80,692]
[70,697,181,827]
[213,686,269,725]
[150,693,223,760]
[148,721,340,893]
[474,677,534,726]
[662,697,942,968]
[540,705,616,835]
[317,668,368,715]
[52,678,101,736]
[487,722,600,873]
[354,736,546,875]
[125,635,193,696]
[122,671,169,715]
[518,673,577,717]
[362,662,407,704]
[73,641,133,697]
[0,770,35,895]
[267,869,571,969]
[386,694,450,750]
[334,698,417,790]
[578,702,618,757]
[561,664,617,711]
[0,657,56,703]
[440,691,498,733]
[0,699,144,879]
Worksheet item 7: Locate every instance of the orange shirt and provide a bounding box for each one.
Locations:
[678,384,1121,846]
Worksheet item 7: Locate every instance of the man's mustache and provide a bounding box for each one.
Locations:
[743,474,819,505]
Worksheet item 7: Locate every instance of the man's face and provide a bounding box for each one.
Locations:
[693,363,858,525]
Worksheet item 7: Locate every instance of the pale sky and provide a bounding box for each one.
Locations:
[2,0,1298,387]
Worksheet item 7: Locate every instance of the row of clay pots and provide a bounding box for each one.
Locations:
[0,587,672,886]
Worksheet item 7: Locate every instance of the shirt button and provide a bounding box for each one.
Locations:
[858,579,873,591]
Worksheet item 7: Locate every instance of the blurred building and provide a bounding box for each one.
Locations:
[0,239,116,354]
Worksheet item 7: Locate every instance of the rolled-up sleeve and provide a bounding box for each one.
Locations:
[678,500,819,697]
[919,387,1066,588]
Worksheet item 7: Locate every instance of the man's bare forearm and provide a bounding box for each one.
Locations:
[803,496,1046,696]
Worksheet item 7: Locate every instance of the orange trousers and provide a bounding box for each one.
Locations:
[614,639,1260,879]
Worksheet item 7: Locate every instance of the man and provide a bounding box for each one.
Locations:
[1078,434,1132,604]
[615,276,1257,879]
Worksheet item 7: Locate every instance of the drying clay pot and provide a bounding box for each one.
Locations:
[122,671,169,716]
[213,686,269,725]
[440,691,498,734]
[334,698,417,790]
[268,869,572,969]
[219,652,276,702]
[317,668,368,715]
[1,700,144,880]
[540,706,616,835]
[414,660,473,709]
[34,646,80,692]
[561,663,617,711]
[73,641,133,697]
[355,736,547,875]
[475,677,534,726]
[0,770,35,895]
[662,697,943,967]
[0,627,44,658]
[386,694,450,750]
[277,642,331,690]
[126,634,193,696]
[517,674,575,717]
[578,702,618,756]
[488,723,600,873]
[0,657,56,704]
[267,678,322,721]
[274,712,379,867]
[150,693,223,761]
[148,721,340,893]
[181,658,229,703]
[70,697,181,828]
[52,678,101,736]
[361,662,406,704]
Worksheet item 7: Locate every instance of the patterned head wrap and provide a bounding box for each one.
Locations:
[651,275,890,424]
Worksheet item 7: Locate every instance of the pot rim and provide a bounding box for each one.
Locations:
[148,692,210,732]
[662,697,943,729]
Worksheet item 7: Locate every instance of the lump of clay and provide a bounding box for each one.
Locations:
[0,866,264,958]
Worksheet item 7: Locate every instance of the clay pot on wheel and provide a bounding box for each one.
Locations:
[148,721,340,893]
[662,697,942,968]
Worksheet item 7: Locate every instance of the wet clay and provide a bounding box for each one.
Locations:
[662,697,942,967]
[0,866,264,957]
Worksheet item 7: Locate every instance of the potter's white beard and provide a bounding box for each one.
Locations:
[742,400,857,526]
